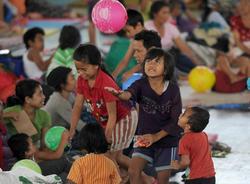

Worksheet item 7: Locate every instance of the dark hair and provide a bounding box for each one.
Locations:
[143,48,174,81]
[188,107,210,132]
[73,44,101,66]
[8,133,29,160]
[23,27,45,49]
[149,1,169,19]
[47,67,72,92]
[126,9,144,27]
[73,44,114,79]
[6,79,41,106]
[134,30,162,49]
[79,123,108,153]
[59,25,81,50]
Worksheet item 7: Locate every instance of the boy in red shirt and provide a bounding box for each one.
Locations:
[171,107,215,184]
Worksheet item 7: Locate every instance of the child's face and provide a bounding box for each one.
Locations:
[178,108,192,129]
[124,24,143,39]
[75,61,99,80]
[63,72,76,92]
[132,40,147,64]
[25,137,37,158]
[26,86,45,108]
[144,56,165,78]
[154,6,170,24]
[30,33,44,51]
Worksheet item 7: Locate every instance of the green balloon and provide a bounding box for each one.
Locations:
[45,126,66,151]
[12,159,42,174]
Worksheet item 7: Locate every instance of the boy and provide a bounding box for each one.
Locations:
[112,9,162,82]
[171,107,216,184]
[8,132,71,182]
[112,9,145,81]
[23,27,52,79]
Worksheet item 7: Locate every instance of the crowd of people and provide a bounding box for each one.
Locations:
[0,0,250,183]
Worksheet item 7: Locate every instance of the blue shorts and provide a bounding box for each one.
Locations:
[132,147,178,172]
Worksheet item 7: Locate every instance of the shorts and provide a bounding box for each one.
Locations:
[110,109,138,151]
[132,147,178,172]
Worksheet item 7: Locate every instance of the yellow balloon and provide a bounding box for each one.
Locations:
[188,66,216,93]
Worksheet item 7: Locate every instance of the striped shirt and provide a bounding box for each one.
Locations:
[67,153,121,184]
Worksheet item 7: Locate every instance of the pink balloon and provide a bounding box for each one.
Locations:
[92,0,127,34]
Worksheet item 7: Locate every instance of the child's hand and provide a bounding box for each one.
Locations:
[171,160,180,170]
[104,87,122,96]
[134,136,149,147]
[140,134,157,147]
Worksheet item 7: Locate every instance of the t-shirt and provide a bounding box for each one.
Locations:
[230,15,250,42]
[145,20,180,50]
[105,37,137,74]
[77,69,130,128]
[179,132,215,179]
[104,37,137,86]
[67,153,121,184]
[3,105,51,143]
[43,92,85,131]
[23,50,44,79]
[127,78,182,148]
[46,48,78,78]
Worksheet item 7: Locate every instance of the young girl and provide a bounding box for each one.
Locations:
[46,25,81,78]
[67,123,121,184]
[106,48,182,184]
[69,44,138,174]
[3,79,51,148]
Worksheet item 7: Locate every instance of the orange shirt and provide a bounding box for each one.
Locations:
[67,153,121,184]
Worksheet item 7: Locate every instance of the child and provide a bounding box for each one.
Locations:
[171,107,215,184]
[44,66,86,131]
[46,25,81,78]
[112,9,145,81]
[67,123,121,184]
[8,132,71,182]
[69,44,138,175]
[23,27,52,80]
[106,48,182,184]
[3,79,51,148]
[104,29,138,86]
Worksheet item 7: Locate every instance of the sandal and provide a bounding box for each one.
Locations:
[212,142,231,153]
[212,150,227,158]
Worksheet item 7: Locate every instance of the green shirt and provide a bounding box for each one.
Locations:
[46,48,78,77]
[3,105,51,143]
[104,37,137,86]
